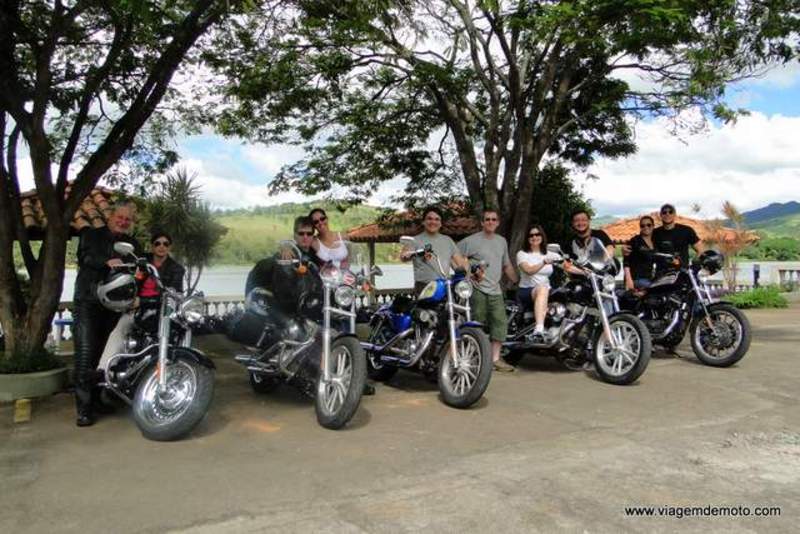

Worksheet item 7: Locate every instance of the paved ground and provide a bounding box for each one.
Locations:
[2,301,799,533]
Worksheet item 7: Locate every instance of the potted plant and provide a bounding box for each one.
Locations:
[0,347,68,403]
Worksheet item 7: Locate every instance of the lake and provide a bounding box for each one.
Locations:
[58,261,798,301]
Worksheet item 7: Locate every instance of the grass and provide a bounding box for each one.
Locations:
[727,285,789,310]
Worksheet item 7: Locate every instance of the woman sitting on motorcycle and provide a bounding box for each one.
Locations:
[309,208,350,268]
[516,225,557,341]
[98,230,185,371]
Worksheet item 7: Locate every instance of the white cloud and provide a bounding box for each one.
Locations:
[583,112,800,217]
[181,158,309,209]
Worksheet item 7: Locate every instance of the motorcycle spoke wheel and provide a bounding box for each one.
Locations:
[694,311,742,361]
[442,334,481,397]
[137,361,198,427]
[318,344,353,417]
[596,322,642,378]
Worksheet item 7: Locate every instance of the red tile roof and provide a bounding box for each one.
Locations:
[601,212,758,244]
[346,207,480,243]
[18,184,117,238]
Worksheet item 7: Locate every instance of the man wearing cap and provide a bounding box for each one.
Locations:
[653,203,705,270]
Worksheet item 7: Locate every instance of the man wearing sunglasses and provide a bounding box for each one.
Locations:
[652,203,704,269]
[246,217,319,296]
[458,209,519,372]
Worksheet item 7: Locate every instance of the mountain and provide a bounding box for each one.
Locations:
[741,201,800,225]
[748,213,800,238]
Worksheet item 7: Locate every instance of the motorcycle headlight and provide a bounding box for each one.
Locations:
[602,274,616,293]
[454,280,473,300]
[334,285,355,308]
[180,295,205,325]
[418,281,438,300]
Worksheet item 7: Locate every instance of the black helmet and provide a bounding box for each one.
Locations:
[697,250,724,274]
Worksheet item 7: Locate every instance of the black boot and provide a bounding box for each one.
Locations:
[362,383,376,396]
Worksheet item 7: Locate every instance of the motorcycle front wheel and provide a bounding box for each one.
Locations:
[439,326,493,409]
[690,303,751,367]
[132,357,215,441]
[315,336,367,429]
[593,314,651,385]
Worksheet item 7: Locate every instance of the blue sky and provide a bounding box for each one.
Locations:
[173,63,800,218]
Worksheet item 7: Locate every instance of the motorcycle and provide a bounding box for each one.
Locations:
[503,240,651,385]
[618,248,751,367]
[102,242,215,441]
[233,240,367,429]
[362,236,492,408]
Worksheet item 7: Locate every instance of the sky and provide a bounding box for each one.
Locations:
[15,61,800,219]
[167,62,800,218]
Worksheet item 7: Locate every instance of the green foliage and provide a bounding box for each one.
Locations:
[0,348,64,374]
[528,164,594,247]
[142,168,228,284]
[727,286,789,310]
[739,236,800,261]
[748,213,800,238]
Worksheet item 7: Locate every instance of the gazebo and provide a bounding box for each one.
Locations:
[16,184,118,240]
[345,209,480,277]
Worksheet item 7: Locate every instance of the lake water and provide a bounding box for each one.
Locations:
[59,261,799,301]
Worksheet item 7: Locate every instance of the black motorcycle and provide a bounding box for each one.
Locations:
[101,242,215,441]
[618,249,751,367]
[233,240,367,429]
[504,241,652,385]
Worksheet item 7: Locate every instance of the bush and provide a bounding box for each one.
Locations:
[727,286,789,309]
[0,348,65,374]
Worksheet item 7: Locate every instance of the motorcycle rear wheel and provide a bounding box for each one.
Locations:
[315,336,367,429]
[132,357,215,441]
[439,327,492,409]
[690,303,751,367]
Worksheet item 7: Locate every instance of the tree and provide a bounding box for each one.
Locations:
[208,0,799,254]
[706,201,756,290]
[144,167,228,292]
[0,1,238,356]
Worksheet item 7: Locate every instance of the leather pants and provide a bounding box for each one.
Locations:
[72,300,120,415]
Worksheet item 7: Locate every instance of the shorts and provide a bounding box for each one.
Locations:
[516,284,549,310]
[470,290,507,342]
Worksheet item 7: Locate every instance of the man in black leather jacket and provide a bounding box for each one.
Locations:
[73,201,141,427]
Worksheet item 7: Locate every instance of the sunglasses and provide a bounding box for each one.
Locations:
[661,209,674,215]
[484,217,498,222]
[640,223,653,228]
[312,215,327,225]
[296,231,313,237]
[153,240,171,247]
[529,233,542,237]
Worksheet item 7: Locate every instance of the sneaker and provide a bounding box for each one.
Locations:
[493,359,516,373]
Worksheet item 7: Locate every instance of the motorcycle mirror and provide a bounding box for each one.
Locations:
[399,236,418,247]
[371,265,383,277]
[113,242,135,257]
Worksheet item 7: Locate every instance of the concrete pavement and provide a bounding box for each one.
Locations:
[1,304,798,533]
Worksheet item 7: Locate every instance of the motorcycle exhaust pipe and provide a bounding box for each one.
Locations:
[362,327,415,353]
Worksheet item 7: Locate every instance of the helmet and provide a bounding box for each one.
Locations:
[697,250,724,274]
[97,272,136,312]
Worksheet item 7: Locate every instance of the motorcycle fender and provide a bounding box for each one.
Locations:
[168,346,216,370]
[332,331,361,344]
[458,320,483,331]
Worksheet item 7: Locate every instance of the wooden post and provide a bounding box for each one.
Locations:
[368,241,376,305]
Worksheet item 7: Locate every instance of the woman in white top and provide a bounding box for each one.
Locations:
[309,208,349,268]
[516,225,555,337]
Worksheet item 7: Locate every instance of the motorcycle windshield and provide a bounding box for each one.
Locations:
[578,238,613,273]
[273,240,322,313]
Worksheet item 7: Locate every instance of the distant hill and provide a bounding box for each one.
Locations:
[593,215,619,227]
[741,201,800,225]
[748,212,800,238]
[210,203,401,265]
